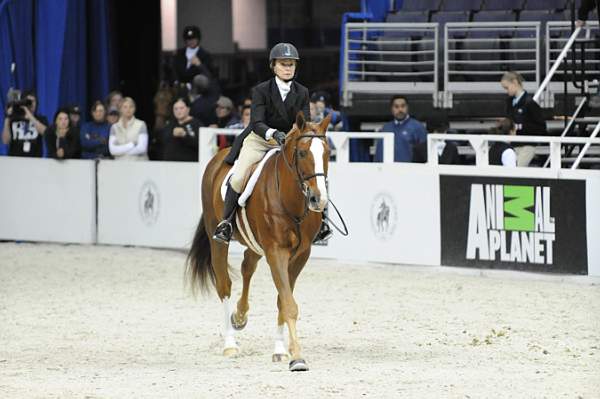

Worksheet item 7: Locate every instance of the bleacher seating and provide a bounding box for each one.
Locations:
[387,11,429,23]
[482,0,524,11]
[401,0,441,12]
[440,0,482,12]
[524,0,568,10]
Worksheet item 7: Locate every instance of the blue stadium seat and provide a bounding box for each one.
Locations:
[524,0,567,10]
[387,11,430,23]
[471,10,517,37]
[519,10,568,23]
[482,0,524,11]
[432,11,471,37]
[440,0,483,12]
[431,10,471,24]
[401,0,441,12]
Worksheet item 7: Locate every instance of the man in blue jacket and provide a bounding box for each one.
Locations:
[374,95,427,162]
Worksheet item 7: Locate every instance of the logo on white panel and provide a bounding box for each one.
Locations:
[139,180,160,226]
[370,192,397,241]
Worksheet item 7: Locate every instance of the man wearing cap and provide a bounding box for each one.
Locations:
[174,25,215,84]
[68,105,81,129]
[213,42,333,245]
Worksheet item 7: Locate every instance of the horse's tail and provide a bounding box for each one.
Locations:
[186,213,215,295]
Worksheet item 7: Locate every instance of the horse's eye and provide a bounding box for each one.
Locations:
[298,150,307,158]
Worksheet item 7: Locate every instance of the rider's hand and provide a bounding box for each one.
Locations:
[273,130,286,146]
[576,19,585,28]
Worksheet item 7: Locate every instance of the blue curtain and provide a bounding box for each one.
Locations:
[0,0,112,156]
[0,0,35,155]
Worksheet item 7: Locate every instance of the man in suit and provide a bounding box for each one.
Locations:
[173,25,215,84]
[576,0,600,27]
[214,42,332,245]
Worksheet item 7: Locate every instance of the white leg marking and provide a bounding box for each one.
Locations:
[310,138,328,209]
[273,323,287,355]
[222,297,238,350]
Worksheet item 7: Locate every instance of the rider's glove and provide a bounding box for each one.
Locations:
[273,130,286,146]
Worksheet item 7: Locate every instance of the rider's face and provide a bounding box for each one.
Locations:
[273,59,296,81]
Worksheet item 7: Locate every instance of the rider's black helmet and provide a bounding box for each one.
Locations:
[269,43,300,63]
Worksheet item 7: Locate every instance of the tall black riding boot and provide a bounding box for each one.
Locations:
[213,185,240,244]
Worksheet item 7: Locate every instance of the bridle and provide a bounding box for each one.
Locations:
[274,133,328,255]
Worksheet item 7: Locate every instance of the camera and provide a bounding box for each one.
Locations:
[6,88,32,121]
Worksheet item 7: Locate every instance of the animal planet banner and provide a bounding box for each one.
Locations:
[440,175,587,274]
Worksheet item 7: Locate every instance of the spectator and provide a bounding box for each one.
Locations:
[108,97,148,161]
[189,74,219,126]
[68,105,81,129]
[106,90,124,111]
[106,107,119,125]
[2,90,48,157]
[310,91,342,129]
[45,108,81,159]
[163,97,202,162]
[412,119,460,164]
[174,25,215,84]
[501,71,547,167]
[576,0,599,27]
[80,101,111,159]
[488,118,517,167]
[210,96,239,149]
[374,95,427,162]
[227,105,251,129]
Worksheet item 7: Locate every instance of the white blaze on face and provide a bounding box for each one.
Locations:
[309,138,328,209]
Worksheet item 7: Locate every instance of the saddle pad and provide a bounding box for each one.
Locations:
[221,148,280,207]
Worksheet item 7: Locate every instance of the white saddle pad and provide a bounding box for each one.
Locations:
[221,148,280,207]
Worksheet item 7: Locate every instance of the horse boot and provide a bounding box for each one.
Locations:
[213,185,241,244]
[313,215,333,244]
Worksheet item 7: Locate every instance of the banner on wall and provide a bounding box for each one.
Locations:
[440,175,587,274]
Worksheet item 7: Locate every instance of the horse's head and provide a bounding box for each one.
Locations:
[284,112,332,212]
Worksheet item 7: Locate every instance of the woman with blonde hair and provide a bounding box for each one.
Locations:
[500,71,547,166]
[108,97,149,160]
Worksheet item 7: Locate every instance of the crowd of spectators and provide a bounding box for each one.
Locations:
[1,25,548,168]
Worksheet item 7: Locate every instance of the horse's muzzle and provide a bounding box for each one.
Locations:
[307,188,327,212]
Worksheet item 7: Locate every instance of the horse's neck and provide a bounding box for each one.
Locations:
[273,150,305,216]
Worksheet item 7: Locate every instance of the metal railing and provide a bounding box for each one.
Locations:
[427,133,600,169]
[342,22,439,107]
[443,21,540,107]
[543,21,600,105]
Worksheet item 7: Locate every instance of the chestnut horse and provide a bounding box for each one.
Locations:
[187,112,331,372]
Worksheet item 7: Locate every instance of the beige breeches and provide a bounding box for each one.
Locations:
[229,132,279,193]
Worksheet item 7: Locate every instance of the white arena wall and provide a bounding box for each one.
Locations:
[0,134,598,276]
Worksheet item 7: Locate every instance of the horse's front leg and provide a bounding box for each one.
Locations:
[231,249,261,330]
[268,248,309,371]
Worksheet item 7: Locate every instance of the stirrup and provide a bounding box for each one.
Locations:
[213,220,233,244]
[313,223,333,243]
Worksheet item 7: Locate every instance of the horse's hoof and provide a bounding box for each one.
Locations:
[223,347,240,357]
[272,353,289,362]
[289,358,309,372]
[230,313,248,331]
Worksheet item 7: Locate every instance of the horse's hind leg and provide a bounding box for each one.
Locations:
[209,239,238,357]
[231,249,261,330]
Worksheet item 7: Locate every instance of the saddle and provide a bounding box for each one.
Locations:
[221,148,280,207]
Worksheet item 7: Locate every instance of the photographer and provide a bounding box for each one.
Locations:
[2,90,48,157]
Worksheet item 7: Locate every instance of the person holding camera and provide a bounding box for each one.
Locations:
[2,91,48,157]
[45,108,81,159]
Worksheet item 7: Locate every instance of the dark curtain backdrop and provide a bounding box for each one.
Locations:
[110,0,161,132]
[0,0,129,154]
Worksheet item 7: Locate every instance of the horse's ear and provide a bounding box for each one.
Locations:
[319,113,332,133]
[295,111,306,132]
